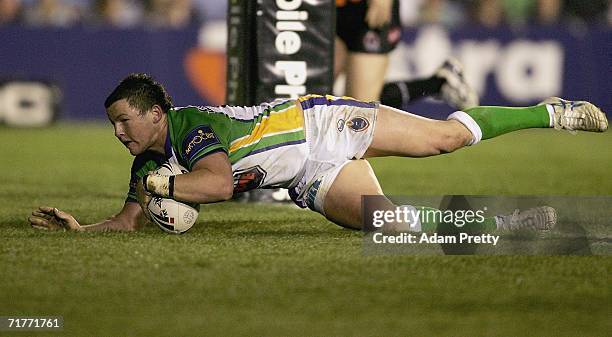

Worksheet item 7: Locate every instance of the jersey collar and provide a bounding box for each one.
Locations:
[164,123,173,160]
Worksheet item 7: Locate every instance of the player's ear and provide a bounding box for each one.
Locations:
[151,104,164,123]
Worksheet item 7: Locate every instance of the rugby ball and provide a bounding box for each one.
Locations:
[147,162,200,234]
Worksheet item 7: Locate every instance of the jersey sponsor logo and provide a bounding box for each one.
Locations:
[182,125,219,159]
[233,166,267,193]
[347,116,370,132]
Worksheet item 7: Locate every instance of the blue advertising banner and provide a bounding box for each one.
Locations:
[386,26,611,119]
[0,25,609,120]
[0,26,204,120]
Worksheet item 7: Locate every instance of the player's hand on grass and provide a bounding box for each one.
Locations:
[365,0,393,28]
[29,206,82,231]
[136,177,152,220]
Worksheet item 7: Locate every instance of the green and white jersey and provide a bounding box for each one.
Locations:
[126,99,307,202]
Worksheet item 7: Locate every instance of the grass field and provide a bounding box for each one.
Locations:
[0,124,610,336]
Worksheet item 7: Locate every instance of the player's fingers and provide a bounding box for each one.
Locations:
[53,208,71,220]
[28,216,50,228]
[32,211,53,220]
[30,215,69,231]
[38,206,56,214]
[31,225,49,230]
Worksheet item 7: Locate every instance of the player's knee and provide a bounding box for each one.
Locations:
[431,128,467,154]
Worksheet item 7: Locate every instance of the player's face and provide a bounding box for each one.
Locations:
[106,99,159,156]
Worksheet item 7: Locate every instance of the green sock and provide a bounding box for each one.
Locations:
[465,105,551,139]
[416,206,497,232]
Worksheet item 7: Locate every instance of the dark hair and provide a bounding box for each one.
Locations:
[104,73,173,114]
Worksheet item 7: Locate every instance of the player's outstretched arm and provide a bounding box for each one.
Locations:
[28,202,145,232]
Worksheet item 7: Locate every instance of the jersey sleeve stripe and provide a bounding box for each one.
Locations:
[187,144,227,168]
[187,147,228,169]
[228,103,304,153]
[243,139,306,158]
[229,129,305,161]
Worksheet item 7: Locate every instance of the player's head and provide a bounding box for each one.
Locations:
[105,73,172,156]
[105,73,173,115]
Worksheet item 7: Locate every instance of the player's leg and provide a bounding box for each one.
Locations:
[452,98,608,140]
[296,96,558,230]
[364,104,473,158]
[321,159,385,229]
[365,99,608,158]
[321,159,462,231]
[321,160,556,231]
[363,102,548,158]
[344,52,390,101]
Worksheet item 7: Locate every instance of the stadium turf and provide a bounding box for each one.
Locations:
[0,124,610,336]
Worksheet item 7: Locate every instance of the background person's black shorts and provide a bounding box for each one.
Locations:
[336,0,401,54]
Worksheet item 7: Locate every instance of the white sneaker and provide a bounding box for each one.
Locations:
[495,206,557,231]
[435,58,479,110]
[540,97,608,132]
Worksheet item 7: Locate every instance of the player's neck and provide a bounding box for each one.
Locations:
[148,117,168,155]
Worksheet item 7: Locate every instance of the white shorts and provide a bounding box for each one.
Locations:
[288,95,378,215]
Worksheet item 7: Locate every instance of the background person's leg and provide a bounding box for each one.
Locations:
[344,52,390,101]
[334,37,348,79]
[380,58,479,110]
